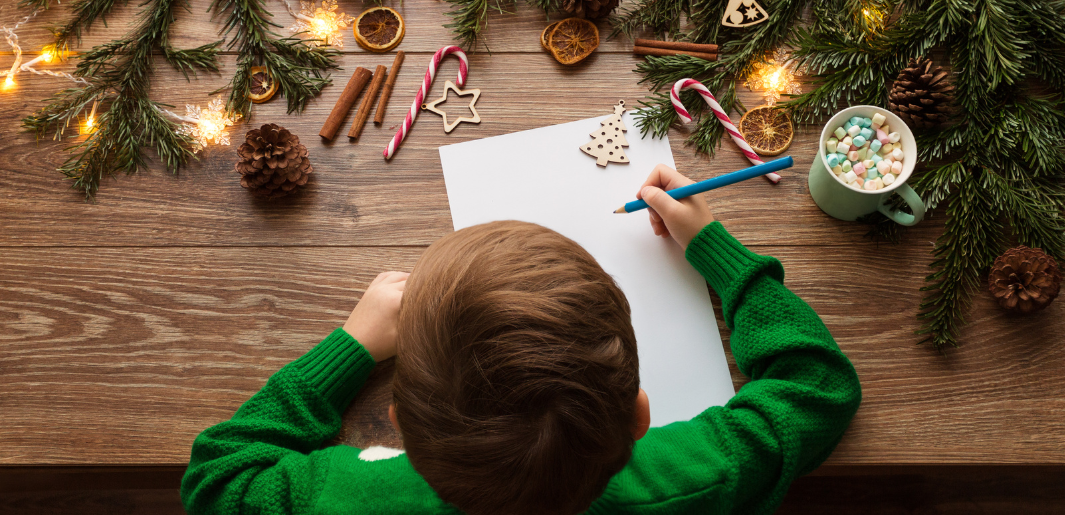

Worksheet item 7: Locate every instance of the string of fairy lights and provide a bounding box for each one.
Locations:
[1,0,354,148]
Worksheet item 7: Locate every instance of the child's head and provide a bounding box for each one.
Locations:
[393,220,646,515]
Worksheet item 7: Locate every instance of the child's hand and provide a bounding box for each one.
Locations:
[343,271,409,362]
[637,164,715,249]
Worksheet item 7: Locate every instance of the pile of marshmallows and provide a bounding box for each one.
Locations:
[825,112,904,191]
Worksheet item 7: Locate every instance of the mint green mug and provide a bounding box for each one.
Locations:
[808,105,926,225]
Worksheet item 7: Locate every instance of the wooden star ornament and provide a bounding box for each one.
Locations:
[421,80,481,133]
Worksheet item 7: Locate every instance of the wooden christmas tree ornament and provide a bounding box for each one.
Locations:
[421,80,481,133]
[581,100,629,167]
[721,0,768,27]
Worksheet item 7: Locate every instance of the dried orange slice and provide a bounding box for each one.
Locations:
[541,20,561,51]
[547,18,599,65]
[354,7,405,52]
[738,105,794,156]
[248,66,278,104]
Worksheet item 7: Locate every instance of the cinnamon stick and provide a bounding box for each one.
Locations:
[634,38,719,54]
[320,67,372,141]
[633,46,717,61]
[349,65,387,140]
[374,51,405,125]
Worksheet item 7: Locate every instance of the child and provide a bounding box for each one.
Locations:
[181,164,861,515]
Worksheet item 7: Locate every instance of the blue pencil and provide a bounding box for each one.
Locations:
[613,157,794,214]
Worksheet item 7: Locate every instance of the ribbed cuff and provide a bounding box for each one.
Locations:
[292,328,376,412]
[685,222,784,322]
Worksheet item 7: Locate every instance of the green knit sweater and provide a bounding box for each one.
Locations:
[181,222,861,515]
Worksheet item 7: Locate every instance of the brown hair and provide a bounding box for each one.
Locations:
[393,220,640,515]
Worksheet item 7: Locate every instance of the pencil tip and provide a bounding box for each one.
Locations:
[613,207,625,214]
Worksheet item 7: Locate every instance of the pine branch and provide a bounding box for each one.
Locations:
[209,0,339,117]
[22,0,220,199]
[52,0,128,49]
[610,0,689,40]
[917,168,1006,349]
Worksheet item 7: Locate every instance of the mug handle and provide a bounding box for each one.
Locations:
[877,183,926,226]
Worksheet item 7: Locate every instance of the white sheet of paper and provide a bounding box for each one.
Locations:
[438,111,736,427]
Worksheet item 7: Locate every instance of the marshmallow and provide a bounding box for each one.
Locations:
[842,136,853,146]
[849,116,862,126]
[854,177,865,188]
[852,135,867,148]
[874,177,885,189]
[872,154,883,164]
[853,162,867,175]
[882,173,895,185]
[836,142,851,154]
[864,180,878,190]
[834,127,847,139]
[876,129,889,144]
[862,159,875,169]
[847,151,859,162]
[891,148,905,161]
[847,125,862,137]
[888,132,901,143]
[876,160,891,174]
[832,165,844,174]
[871,113,886,126]
[843,170,857,183]
[826,138,838,153]
[841,160,852,173]
[869,140,882,153]
[860,117,872,128]
[891,160,903,174]
[827,154,840,167]
[859,128,874,140]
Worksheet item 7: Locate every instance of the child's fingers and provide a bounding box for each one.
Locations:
[640,164,694,194]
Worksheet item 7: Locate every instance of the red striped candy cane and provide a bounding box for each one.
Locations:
[384,45,470,160]
[670,78,781,183]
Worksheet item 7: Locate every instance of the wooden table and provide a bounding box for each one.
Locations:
[1,0,1063,489]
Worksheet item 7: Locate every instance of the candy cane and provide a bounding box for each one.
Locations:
[384,45,470,160]
[670,78,781,183]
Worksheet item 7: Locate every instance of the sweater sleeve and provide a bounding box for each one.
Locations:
[589,222,861,515]
[180,328,376,515]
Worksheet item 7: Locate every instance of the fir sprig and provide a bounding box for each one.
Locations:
[209,0,339,117]
[795,0,1065,349]
[22,0,221,199]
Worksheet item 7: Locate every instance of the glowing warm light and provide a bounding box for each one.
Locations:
[81,99,99,135]
[861,5,886,32]
[745,50,802,106]
[175,97,239,150]
[288,0,353,48]
[3,75,14,90]
[41,49,54,63]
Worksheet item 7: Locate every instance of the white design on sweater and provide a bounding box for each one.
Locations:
[358,446,406,462]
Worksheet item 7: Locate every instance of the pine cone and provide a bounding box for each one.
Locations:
[988,246,1062,314]
[234,124,312,199]
[560,0,619,19]
[888,57,955,131]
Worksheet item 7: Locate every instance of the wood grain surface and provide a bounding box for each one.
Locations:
[1,0,1063,471]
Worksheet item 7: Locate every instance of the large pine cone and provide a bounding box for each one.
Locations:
[988,246,1062,314]
[561,0,619,19]
[888,57,955,131]
[235,124,312,199]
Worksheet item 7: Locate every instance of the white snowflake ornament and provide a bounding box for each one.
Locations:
[176,97,239,150]
[287,0,354,48]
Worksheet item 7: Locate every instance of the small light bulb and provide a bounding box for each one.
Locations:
[3,75,14,89]
[41,48,54,63]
